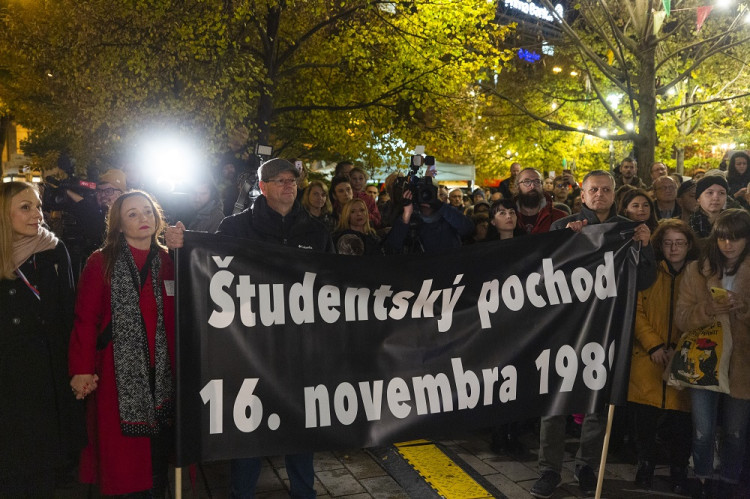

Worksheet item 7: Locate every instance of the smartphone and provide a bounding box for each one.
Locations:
[710,287,728,301]
[294,160,303,173]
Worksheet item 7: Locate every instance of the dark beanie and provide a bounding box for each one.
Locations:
[695,175,728,199]
[677,178,695,198]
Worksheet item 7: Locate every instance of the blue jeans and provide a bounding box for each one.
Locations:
[229,453,315,498]
[691,389,750,483]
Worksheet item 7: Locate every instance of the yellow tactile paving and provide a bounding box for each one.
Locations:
[394,441,493,498]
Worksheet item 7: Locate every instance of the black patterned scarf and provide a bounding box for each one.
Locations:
[111,239,173,436]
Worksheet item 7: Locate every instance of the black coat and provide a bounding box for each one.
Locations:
[217,195,334,253]
[551,204,657,291]
[0,241,86,493]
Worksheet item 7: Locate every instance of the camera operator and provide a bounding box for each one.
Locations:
[63,169,127,274]
[384,174,473,254]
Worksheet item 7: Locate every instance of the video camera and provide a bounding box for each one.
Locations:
[42,175,96,211]
[395,151,438,207]
[233,143,272,214]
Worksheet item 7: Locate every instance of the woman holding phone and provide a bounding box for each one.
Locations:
[675,209,750,498]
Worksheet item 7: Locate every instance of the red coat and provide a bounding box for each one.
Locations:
[69,247,175,495]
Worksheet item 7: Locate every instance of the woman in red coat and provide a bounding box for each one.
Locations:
[69,190,175,497]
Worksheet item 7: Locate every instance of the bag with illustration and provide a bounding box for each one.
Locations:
[665,319,732,393]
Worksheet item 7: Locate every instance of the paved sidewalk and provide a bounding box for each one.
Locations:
[55,428,748,498]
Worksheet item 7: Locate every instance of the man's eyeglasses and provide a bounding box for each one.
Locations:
[662,240,688,248]
[264,178,297,186]
[97,187,123,196]
[519,179,542,187]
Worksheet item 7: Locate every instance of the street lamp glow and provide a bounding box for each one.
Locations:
[625,123,634,131]
[551,102,558,110]
[570,70,579,76]
[716,0,733,9]
[606,93,623,107]
[552,66,562,73]
[576,125,584,131]
[667,87,677,97]
[599,128,608,137]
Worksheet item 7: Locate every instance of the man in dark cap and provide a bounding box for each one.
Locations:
[166,158,332,498]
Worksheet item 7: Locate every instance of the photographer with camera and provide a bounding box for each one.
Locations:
[47,169,126,276]
[383,155,473,254]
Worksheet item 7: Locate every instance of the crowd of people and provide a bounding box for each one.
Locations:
[3,151,750,498]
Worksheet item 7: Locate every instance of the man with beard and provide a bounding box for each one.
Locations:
[615,157,645,190]
[514,168,567,234]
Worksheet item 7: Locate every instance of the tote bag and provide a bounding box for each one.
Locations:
[665,319,732,393]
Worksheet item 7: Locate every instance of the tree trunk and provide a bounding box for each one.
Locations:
[0,115,11,164]
[635,38,657,184]
[254,6,283,148]
[675,147,685,174]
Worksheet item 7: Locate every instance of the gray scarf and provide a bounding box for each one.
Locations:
[111,239,173,436]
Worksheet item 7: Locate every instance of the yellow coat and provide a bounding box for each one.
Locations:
[675,259,750,400]
[628,260,691,412]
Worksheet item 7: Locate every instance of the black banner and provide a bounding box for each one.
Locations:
[175,222,639,465]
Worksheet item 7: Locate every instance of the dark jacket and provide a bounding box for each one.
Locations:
[384,203,474,254]
[655,201,682,221]
[551,204,657,291]
[615,175,646,190]
[217,195,334,253]
[332,229,383,255]
[0,242,85,492]
[188,199,225,233]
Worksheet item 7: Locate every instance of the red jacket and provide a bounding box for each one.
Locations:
[69,247,174,495]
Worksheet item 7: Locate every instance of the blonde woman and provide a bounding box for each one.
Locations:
[0,182,84,496]
[332,198,382,255]
[301,180,334,232]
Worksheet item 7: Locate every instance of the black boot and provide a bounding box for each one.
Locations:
[634,460,654,489]
[693,478,713,499]
[716,480,735,499]
[670,466,688,495]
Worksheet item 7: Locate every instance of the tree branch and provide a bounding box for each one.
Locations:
[483,83,635,141]
[657,91,750,113]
